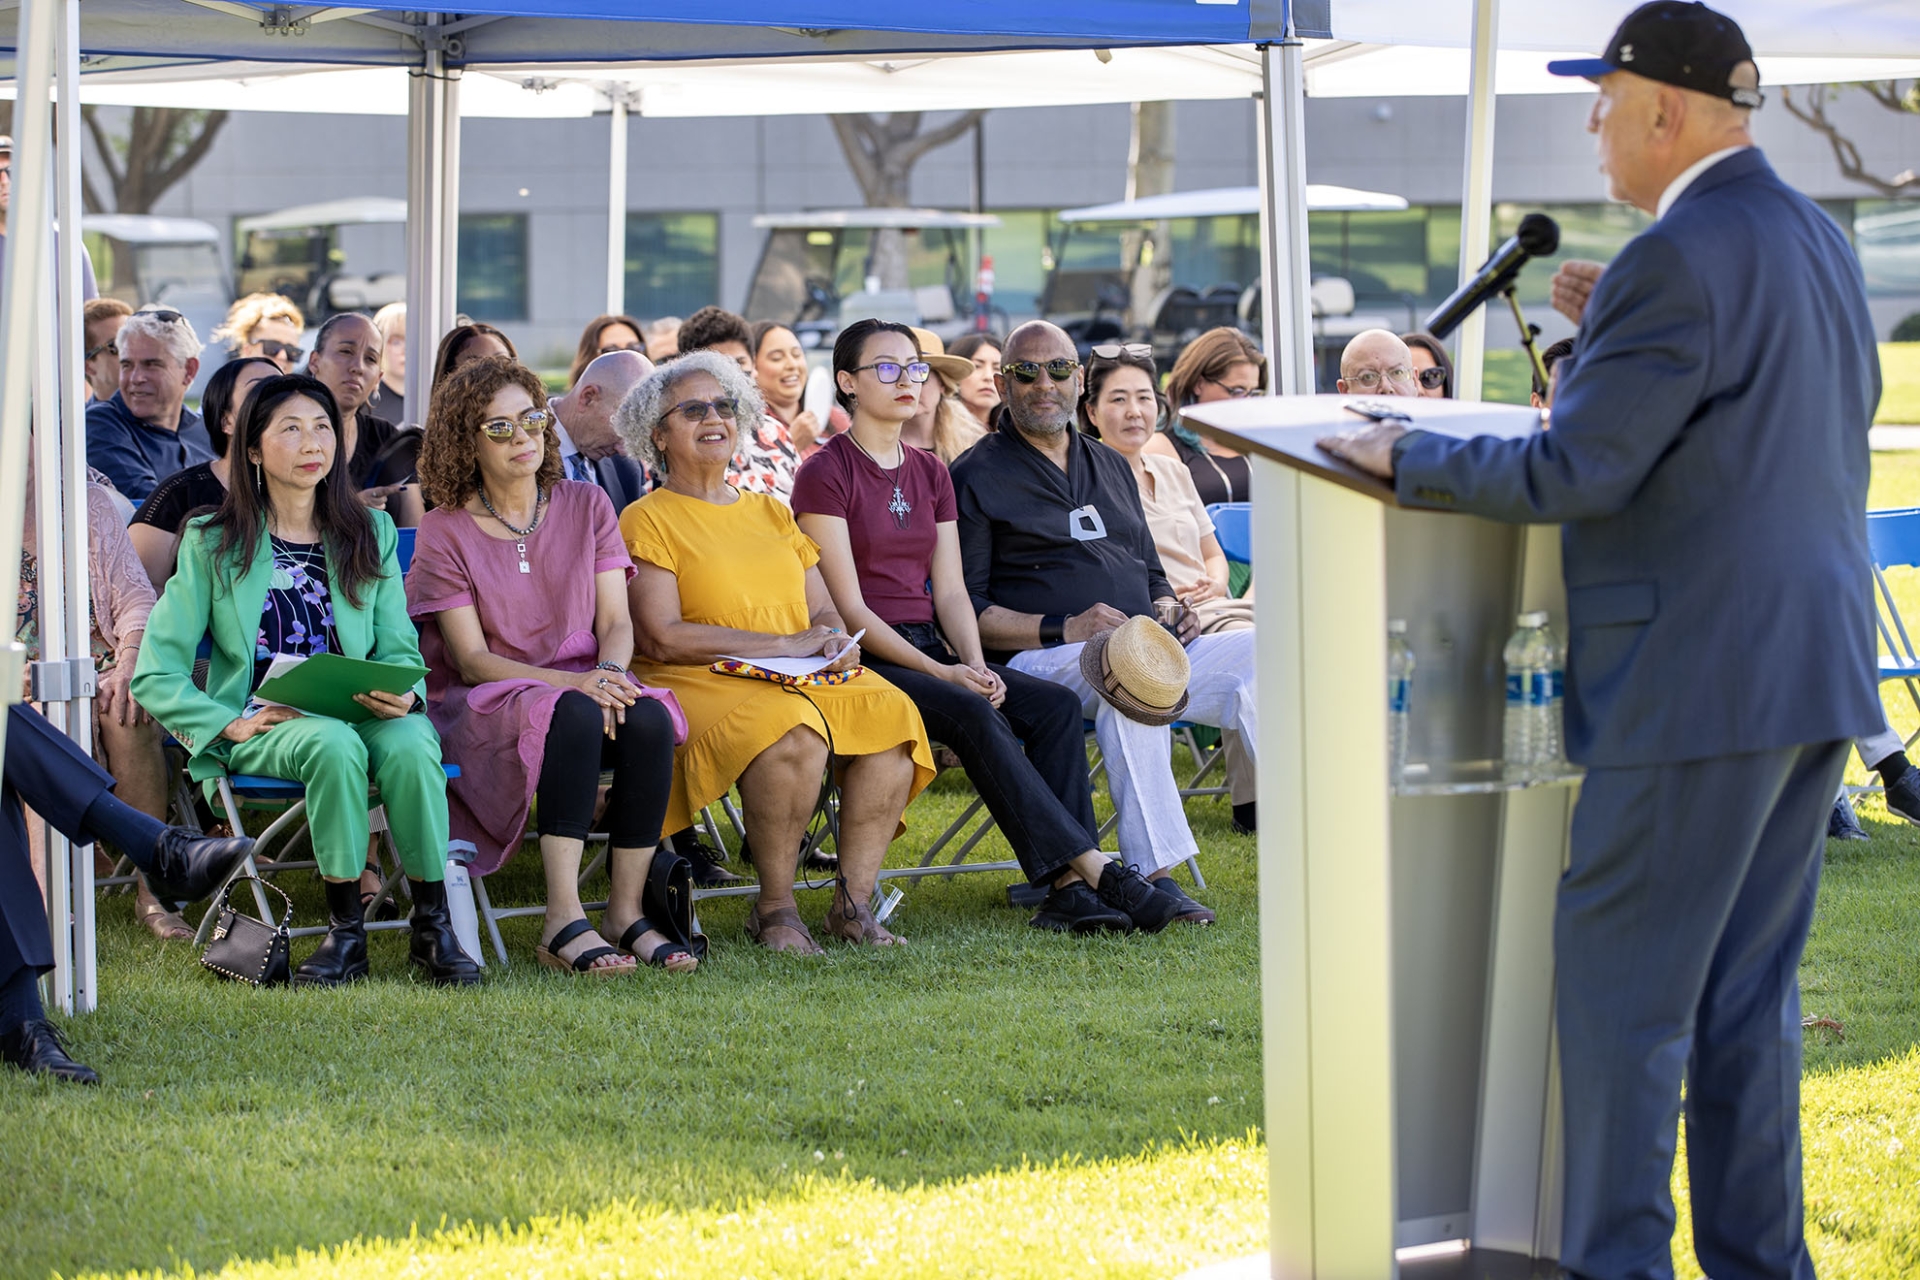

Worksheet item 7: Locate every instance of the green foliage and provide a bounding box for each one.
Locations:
[1892,315,1920,343]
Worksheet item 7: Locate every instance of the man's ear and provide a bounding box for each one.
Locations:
[183,356,200,385]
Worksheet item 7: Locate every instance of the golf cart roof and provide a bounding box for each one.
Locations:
[81,214,222,244]
[236,197,408,235]
[1056,184,1409,223]
[751,208,1001,231]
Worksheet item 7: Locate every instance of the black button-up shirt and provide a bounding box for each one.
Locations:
[952,427,1172,648]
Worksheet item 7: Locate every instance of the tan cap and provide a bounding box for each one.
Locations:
[909,326,973,392]
[1079,615,1191,726]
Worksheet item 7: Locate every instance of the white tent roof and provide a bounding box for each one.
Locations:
[750,208,1000,230]
[1059,184,1408,222]
[236,197,408,233]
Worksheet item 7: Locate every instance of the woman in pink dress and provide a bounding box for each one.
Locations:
[408,356,695,976]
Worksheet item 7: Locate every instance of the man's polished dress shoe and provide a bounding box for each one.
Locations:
[1,1018,99,1084]
[147,828,255,903]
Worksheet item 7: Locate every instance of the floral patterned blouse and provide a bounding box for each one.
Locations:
[252,536,336,691]
[726,414,799,505]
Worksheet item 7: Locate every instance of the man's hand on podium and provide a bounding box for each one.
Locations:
[1317,422,1406,481]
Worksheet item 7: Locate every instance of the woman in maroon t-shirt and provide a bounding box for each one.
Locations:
[792,320,1177,935]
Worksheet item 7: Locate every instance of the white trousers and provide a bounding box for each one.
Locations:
[1858,725,1904,770]
[1009,629,1258,873]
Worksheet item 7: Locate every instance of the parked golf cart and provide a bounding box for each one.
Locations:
[742,208,1003,349]
[82,213,233,394]
[235,197,407,326]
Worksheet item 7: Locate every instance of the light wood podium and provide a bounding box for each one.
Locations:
[1184,396,1577,1279]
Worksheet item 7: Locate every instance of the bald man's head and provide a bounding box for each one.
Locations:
[996,320,1082,440]
[559,349,654,457]
[1338,330,1416,397]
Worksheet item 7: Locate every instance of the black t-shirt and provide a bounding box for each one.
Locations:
[1169,432,1252,506]
[951,428,1171,658]
[350,408,404,490]
[131,461,226,535]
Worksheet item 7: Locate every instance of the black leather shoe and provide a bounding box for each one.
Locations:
[407,879,481,986]
[146,828,255,904]
[1029,880,1132,933]
[1095,862,1181,932]
[1231,802,1257,836]
[673,834,747,887]
[1886,769,1920,827]
[1,1018,99,1085]
[1829,794,1870,841]
[294,879,370,987]
[1151,875,1217,925]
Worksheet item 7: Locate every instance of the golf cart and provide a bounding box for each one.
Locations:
[235,196,407,325]
[82,213,233,393]
[742,208,1003,349]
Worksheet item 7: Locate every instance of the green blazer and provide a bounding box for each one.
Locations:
[132,510,427,782]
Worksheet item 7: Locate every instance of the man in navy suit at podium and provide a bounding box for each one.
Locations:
[1322,5,1882,1278]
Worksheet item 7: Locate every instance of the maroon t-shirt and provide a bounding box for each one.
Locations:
[790,432,957,626]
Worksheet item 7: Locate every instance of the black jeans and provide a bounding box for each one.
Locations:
[536,691,677,848]
[865,625,1097,885]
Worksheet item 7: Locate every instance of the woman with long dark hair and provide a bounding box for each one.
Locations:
[132,374,478,988]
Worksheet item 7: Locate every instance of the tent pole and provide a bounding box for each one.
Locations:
[1454,0,1500,401]
[0,0,59,1009]
[605,87,628,317]
[1256,38,1313,396]
[405,19,461,422]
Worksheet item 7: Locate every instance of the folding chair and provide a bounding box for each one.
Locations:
[1864,506,1920,760]
[1206,501,1253,565]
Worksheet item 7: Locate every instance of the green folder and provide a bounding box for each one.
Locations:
[253,653,429,723]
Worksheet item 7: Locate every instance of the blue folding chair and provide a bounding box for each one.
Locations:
[394,526,418,575]
[1206,502,1252,566]
[1864,507,1920,744]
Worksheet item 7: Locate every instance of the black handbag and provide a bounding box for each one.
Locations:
[200,876,293,987]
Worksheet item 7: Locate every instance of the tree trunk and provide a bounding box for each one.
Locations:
[828,110,985,290]
[79,105,230,215]
[1126,102,1177,329]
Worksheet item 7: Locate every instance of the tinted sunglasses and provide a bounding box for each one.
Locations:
[139,309,186,324]
[850,360,931,386]
[1416,366,1448,391]
[1090,343,1153,361]
[597,341,643,356]
[256,339,306,363]
[674,397,742,424]
[477,408,553,441]
[84,341,117,362]
[1002,358,1081,384]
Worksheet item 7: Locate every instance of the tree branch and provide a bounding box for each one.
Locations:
[829,114,884,205]
[149,109,228,197]
[892,109,986,169]
[1781,84,1920,198]
[80,105,124,194]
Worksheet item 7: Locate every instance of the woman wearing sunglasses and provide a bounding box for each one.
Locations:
[408,356,692,976]
[1401,331,1456,399]
[210,292,307,374]
[618,351,935,954]
[1142,327,1265,508]
[133,374,478,987]
[792,321,1178,934]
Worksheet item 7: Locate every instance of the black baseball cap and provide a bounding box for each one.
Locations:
[1548,2,1763,109]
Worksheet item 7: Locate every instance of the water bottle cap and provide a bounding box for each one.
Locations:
[1519,610,1549,627]
[1387,619,1407,634]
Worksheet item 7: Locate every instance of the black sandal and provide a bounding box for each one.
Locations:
[535,918,634,977]
[615,917,697,970]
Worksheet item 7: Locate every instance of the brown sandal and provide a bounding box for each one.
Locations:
[135,895,194,941]
[823,893,905,947]
[745,903,823,955]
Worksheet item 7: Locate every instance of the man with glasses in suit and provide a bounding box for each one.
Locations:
[550,349,656,512]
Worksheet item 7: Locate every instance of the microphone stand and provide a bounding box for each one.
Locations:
[1504,287,1550,395]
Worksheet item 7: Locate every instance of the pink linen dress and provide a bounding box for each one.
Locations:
[405,480,686,873]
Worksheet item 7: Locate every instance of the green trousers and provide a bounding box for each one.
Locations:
[222,712,449,882]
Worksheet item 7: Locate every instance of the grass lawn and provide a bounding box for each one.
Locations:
[1879,343,1920,425]
[12,462,1920,1278]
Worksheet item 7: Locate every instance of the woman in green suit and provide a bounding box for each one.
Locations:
[133,374,477,988]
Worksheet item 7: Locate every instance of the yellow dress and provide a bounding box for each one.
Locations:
[621,487,936,835]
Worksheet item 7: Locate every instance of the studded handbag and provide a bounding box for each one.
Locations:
[200,875,293,987]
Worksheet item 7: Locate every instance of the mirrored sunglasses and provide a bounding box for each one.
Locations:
[477,408,553,441]
[1002,358,1081,384]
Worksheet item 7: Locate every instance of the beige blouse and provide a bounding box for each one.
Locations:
[1134,452,1253,634]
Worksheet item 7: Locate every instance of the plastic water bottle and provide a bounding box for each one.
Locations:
[442,856,485,968]
[1387,619,1415,787]
[1538,619,1566,774]
[1503,612,1548,781]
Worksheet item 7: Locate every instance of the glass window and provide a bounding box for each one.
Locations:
[457,213,528,323]
[1854,199,1920,297]
[625,212,719,320]
[1489,203,1648,306]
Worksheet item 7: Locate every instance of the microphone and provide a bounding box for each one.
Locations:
[1422,213,1561,340]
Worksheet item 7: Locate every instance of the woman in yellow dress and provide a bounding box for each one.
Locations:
[616,351,934,954]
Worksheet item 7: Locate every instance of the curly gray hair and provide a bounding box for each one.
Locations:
[116,309,203,368]
[614,349,766,473]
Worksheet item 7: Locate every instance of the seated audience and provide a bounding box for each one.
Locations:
[133,374,478,989]
[679,306,799,501]
[616,352,936,953]
[948,332,1003,432]
[569,313,646,389]
[86,308,216,504]
[793,320,1178,933]
[129,356,279,589]
[429,322,516,404]
[1143,327,1263,506]
[1336,329,1419,397]
[550,349,656,509]
[82,298,132,403]
[899,327,985,466]
[953,321,1261,914]
[210,292,306,373]
[751,319,847,459]
[371,301,409,426]
[1402,331,1455,398]
[1,702,252,1084]
[1531,336,1577,410]
[409,356,692,975]
[642,316,682,362]
[20,464,185,939]
[307,312,422,526]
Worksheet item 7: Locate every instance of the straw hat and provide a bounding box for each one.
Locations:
[1080,615,1191,726]
[910,326,974,392]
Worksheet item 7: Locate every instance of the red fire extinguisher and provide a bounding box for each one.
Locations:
[974,255,995,332]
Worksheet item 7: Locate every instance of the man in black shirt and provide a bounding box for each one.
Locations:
[954,321,1260,921]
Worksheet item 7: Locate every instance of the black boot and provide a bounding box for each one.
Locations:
[407,879,481,987]
[294,878,370,987]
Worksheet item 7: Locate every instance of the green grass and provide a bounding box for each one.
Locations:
[1879,343,1920,425]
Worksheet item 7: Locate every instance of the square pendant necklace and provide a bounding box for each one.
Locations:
[479,485,547,573]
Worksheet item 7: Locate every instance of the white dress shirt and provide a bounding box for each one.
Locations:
[1657,145,1750,220]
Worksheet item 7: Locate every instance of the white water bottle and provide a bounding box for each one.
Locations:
[442,856,485,968]
[1503,612,1547,781]
[1387,619,1414,787]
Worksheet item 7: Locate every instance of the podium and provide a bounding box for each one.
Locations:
[1184,396,1576,1279]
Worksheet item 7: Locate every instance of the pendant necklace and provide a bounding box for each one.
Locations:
[479,485,546,573]
[849,433,912,530]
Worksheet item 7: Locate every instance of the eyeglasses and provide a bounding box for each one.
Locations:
[256,339,306,363]
[477,408,553,441]
[1090,343,1153,361]
[1415,366,1448,391]
[139,309,186,325]
[84,341,117,362]
[849,360,931,386]
[1001,359,1081,384]
[1343,367,1416,392]
[597,341,643,356]
[1202,375,1260,398]
[673,398,741,424]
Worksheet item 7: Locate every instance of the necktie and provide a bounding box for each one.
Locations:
[569,453,595,484]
